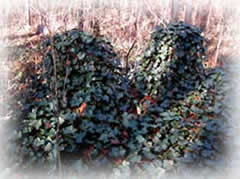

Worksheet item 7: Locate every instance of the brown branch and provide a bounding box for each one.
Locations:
[48,27,63,178]
[125,39,137,74]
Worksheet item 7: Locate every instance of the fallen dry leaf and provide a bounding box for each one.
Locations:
[78,102,87,117]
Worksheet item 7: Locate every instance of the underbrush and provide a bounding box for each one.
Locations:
[5,22,230,178]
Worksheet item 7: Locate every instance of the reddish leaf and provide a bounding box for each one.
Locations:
[122,130,129,138]
[140,96,158,104]
[139,96,158,114]
[83,145,94,161]
[194,122,201,127]
[102,149,109,156]
[45,122,51,129]
[112,158,123,165]
[110,139,120,145]
[189,112,198,120]
[192,127,200,134]
[19,84,27,90]
[78,102,87,117]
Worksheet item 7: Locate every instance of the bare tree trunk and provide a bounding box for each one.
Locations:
[170,0,174,21]
[214,26,223,65]
[77,1,84,31]
[118,0,121,17]
[91,0,100,36]
[192,2,199,25]
[101,0,106,17]
[129,0,132,15]
[26,0,31,26]
[184,1,192,24]
[206,0,212,31]
[170,0,179,22]
[214,15,224,65]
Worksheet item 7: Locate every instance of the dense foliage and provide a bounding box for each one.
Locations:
[130,22,207,100]
[14,29,133,167]
[9,22,229,176]
[127,22,228,169]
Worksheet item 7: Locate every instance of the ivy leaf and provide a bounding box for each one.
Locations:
[64,112,76,121]
[63,126,76,134]
[136,135,146,143]
[44,143,52,152]
[75,132,86,144]
[77,52,86,60]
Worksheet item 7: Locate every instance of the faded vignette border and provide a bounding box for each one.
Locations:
[0,0,240,178]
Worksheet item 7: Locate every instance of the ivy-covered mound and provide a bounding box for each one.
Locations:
[128,22,228,169]
[130,22,207,102]
[10,23,229,176]
[14,29,133,168]
[129,69,227,170]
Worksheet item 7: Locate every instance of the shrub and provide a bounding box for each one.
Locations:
[134,68,228,169]
[14,29,133,167]
[128,22,228,169]
[131,22,207,101]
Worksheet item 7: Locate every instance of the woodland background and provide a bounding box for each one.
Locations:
[1,0,240,66]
